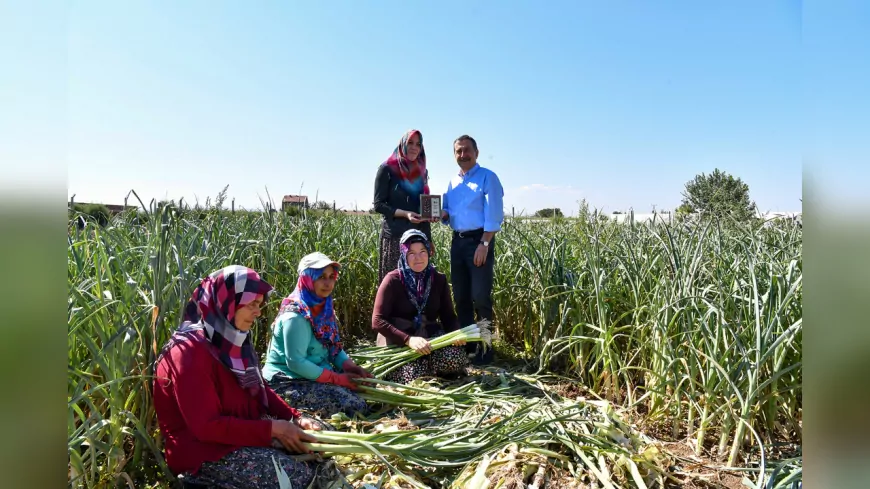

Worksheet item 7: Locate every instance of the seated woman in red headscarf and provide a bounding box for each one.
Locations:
[152,265,340,489]
[371,229,470,384]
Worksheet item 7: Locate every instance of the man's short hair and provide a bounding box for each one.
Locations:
[454,135,478,152]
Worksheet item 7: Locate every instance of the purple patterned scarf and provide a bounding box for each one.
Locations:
[397,237,434,332]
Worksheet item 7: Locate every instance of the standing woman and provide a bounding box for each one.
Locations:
[373,129,434,284]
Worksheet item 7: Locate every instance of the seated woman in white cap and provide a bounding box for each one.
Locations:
[262,252,373,419]
[371,229,470,384]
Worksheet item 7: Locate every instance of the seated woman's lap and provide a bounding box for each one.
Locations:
[429,345,468,374]
[385,356,432,384]
[425,329,470,375]
[384,345,468,384]
[267,374,368,419]
[182,447,315,489]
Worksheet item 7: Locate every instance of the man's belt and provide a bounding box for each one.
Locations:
[454,228,484,239]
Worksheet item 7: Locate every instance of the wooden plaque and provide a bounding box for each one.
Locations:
[420,194,442,220]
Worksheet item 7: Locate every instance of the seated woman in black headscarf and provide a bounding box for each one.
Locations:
[371,229,469,383]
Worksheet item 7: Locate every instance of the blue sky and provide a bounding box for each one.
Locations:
[3,1,866,215]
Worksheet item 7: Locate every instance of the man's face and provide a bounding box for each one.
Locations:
[454,140,478,167]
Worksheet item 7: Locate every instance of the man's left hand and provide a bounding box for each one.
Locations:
[474,244,488,267]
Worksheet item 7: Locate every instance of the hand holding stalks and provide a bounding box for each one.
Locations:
[406,336,432,355]
[334,373,362,391]
[271,420,318,454]
[294,416,324,432]
[341,359,374,379]
[317,368,362,391]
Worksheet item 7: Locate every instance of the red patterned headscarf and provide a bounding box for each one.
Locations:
[276,265,344,362]
[161,265,274,406]
[382,129,430,196]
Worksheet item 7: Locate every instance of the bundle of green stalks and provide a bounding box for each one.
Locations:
[353,375,537,420]
[353,322,491,379]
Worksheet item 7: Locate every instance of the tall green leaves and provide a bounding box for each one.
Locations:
[68,203,801,486]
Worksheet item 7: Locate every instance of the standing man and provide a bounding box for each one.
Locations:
[440,135,504,365]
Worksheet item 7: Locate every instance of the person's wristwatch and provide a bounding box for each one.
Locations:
[480,240,490,247]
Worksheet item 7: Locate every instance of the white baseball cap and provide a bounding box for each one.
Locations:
[400,229,429,245]
[297,252,340,274]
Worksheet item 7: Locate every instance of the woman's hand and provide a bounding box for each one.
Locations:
[316,367,361,391]
[271,420,317,454]
[453,338,466,347]
[295,416,323,431]
[406,336,432,355]
[334,373,361,391]
[406,211,424,224]
[341,359,374,379]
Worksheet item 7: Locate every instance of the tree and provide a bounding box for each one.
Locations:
[71,203,111,226]
[679,169,756,221]
[534,208,564,218]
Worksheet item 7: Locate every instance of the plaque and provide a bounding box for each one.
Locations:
[420,194,442,220]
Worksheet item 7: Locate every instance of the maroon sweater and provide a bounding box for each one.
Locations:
[153,337,300,476]
[372,269,460,345]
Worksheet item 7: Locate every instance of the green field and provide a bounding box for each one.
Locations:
[68,201,802,488]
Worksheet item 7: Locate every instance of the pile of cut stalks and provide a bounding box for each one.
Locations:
[277,326,673,489]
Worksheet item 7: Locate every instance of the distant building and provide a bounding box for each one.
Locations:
[607,210,801,225]
[282,195,309,211]
[610,211,673,224]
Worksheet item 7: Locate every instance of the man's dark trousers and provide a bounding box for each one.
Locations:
[450,229,495,364]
